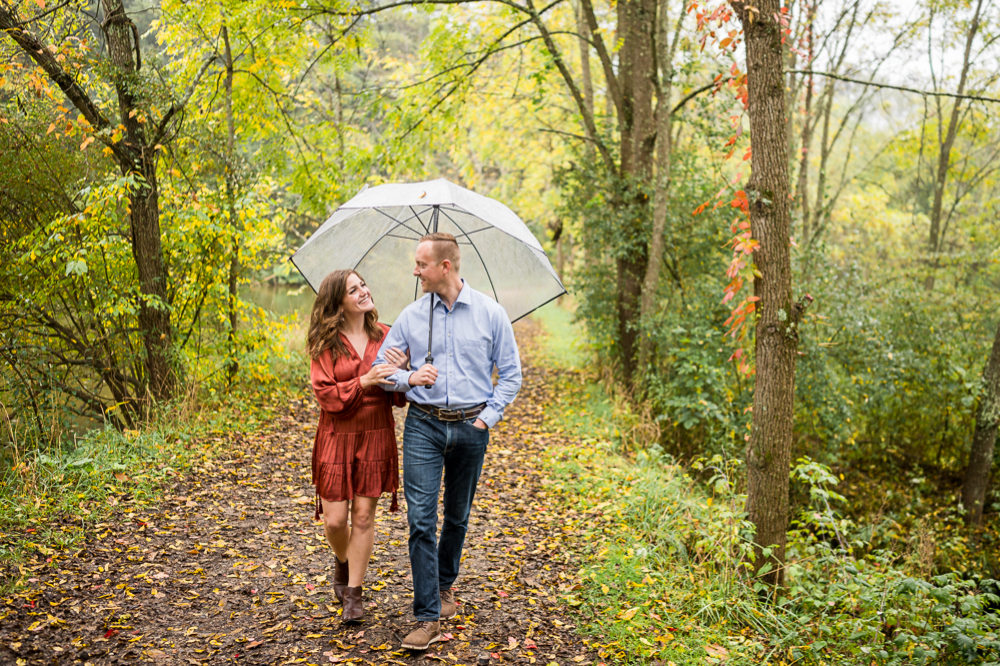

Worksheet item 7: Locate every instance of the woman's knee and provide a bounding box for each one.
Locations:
[351,500,377,531]
[324,511,349,532]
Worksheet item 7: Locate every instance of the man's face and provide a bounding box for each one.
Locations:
[414,241,447,294]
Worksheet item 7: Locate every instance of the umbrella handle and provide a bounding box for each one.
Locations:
[424,293,434,389]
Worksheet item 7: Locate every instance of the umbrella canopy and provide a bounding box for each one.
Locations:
[290,178,566,323]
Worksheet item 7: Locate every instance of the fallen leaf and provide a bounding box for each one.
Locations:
[705,644,729,659]
[619,607,639,621]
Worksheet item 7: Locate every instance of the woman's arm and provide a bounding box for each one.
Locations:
[311,352,365,418]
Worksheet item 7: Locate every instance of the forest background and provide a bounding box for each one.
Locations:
[2,0,1000,662]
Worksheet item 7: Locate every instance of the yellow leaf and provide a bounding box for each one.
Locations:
[600,584,609,594]
[619,607,639,621]
[706,497,713,507]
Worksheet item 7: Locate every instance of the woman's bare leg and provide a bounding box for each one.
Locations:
[346,496,379,587]
[322,498,350,562]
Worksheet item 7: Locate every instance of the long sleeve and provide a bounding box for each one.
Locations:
[374,317,414,392]
[479,309,522,428]
[311,351,365,418]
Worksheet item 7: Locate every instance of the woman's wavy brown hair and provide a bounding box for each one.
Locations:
[306,269,383,360]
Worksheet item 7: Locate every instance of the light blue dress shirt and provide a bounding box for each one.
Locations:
[373,280,522,429]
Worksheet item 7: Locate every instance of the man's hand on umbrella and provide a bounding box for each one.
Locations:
[409,364,438,387]
[385,346,410,370]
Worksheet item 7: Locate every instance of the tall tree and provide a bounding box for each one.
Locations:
[925,0,985,290]
[963,318,1000,526]
[0,0,185,399]
[732,0,810,587]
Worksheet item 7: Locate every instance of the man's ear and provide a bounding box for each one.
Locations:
[440,259,452,275]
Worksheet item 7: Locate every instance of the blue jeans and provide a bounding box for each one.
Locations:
[403,409,489,621]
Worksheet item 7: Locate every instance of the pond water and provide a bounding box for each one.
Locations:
[246,282,316,320]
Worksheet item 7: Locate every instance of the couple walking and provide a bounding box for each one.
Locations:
[305,232,522,650]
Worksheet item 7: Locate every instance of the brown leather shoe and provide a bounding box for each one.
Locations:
[341,586,364,623]
[440,588,457,620]
[333,558,349,605]
[401,620,442,650]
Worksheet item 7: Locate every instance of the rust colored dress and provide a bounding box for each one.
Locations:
[310,323,406,519]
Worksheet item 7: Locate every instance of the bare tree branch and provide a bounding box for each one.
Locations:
[790,69,1000,104]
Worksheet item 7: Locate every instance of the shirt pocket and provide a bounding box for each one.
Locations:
[456,329,492,375]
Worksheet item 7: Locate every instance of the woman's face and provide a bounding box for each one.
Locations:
[341,273,374,315]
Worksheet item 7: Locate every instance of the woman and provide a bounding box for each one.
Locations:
[307,269,408,623]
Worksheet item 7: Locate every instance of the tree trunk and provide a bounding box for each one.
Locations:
[925,0,983,291]
[575,0,595,146]
[962,317,1000,526]
[222,24,240,387]
[639,0,680,373]
[614,0,657,386]
[101,0,175,400]
[733,0,800,589]
[794,8,814,245]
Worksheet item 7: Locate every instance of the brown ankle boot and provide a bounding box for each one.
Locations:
[342,585,364,623]
[333,558,349,605]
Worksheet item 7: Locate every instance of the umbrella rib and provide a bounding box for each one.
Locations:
[372,207,427,238]
[352,208,427,272]
[438,207,500,304]
[409,206,431,234]
[447,204,547,253]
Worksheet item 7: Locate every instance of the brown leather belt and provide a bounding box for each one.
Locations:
[409,402,487,422]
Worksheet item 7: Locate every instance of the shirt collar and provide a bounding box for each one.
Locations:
[454,279,472,306]
[434,279,471,311]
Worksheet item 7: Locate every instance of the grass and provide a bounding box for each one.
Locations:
[530,302,1000,666]
[532,302,773,664]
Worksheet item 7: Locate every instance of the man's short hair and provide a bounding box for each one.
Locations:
[419,232,461,271]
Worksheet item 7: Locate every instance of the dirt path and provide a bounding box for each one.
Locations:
[0,323,598,666]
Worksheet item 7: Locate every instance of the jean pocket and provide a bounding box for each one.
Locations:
[406,407,434,422]
[464,418,489,434]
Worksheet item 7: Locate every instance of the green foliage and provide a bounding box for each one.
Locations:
[537,308,1000,665]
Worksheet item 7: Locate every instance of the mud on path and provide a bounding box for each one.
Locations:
[0,322,598,666]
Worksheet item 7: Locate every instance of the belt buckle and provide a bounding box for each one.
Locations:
[440,408,461,422]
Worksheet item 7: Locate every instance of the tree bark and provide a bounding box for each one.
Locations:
[963,317,1000,526]
[793,7,814,245]
[222,24,240,387]
[614,0,657,386]
[575,0,595,147]
[732,0,800,589]
[100,0,175,400]
[926,0,983,291]
[639,0,681,373]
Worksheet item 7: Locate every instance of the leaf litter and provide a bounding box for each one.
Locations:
[0,320,599,665]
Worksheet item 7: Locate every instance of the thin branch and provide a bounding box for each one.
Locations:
[152,55,218,146]
[790,70,1000,104]
[578,0,621,117]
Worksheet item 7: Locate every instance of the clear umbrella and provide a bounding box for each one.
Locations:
[290,178,566,324]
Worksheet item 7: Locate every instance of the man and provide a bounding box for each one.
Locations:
[374,232,521,650]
